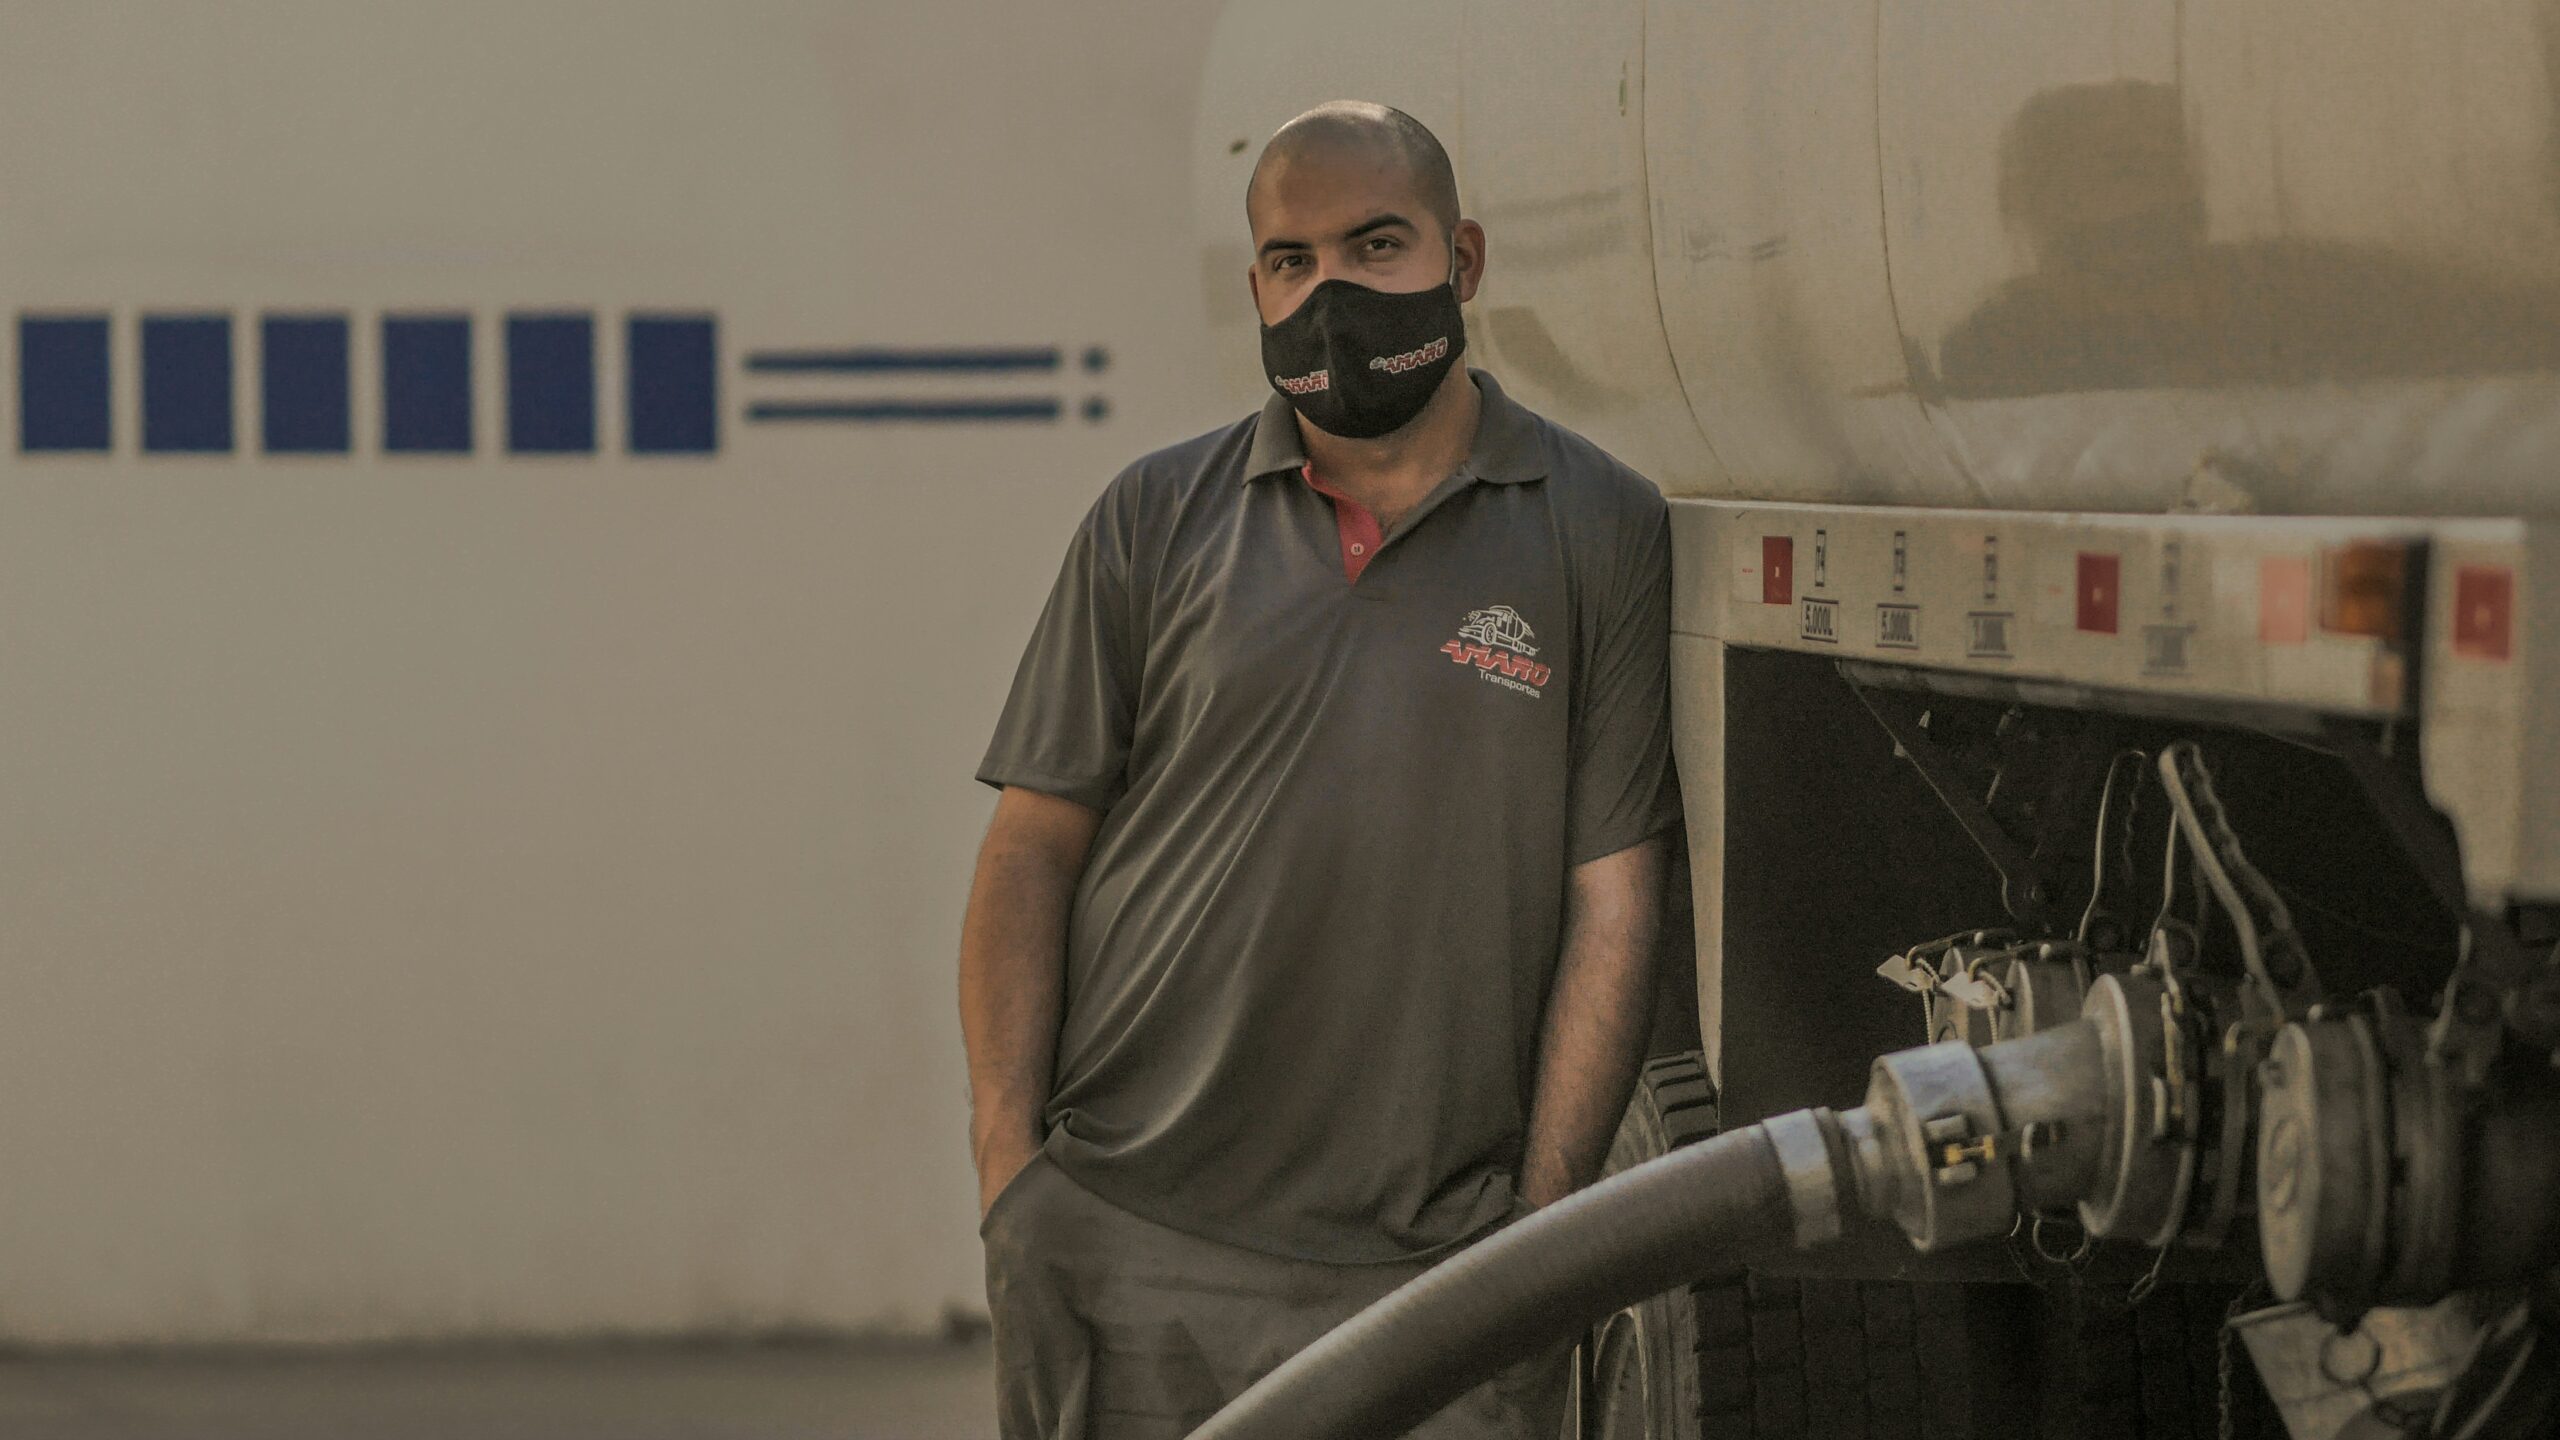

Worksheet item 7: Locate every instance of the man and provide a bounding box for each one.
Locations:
[959,100,1678,1439]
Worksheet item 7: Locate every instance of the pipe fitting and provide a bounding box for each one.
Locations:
[1859,1041,2016,1251]
[1761,1108,1852,1249]
[1846,1017,2125,1254]
[2078,969,2204,1244]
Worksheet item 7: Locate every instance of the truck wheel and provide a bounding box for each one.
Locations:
[1584,1052,1717,1440]
[1584,1052,1987,1440]
[2030,1281,2285,1440]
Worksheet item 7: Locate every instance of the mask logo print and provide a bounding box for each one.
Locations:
[1259,271,1467,439]
[1441,605,1550,698]
[1367,335,1449,375]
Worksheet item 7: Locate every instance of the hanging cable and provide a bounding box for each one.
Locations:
[2077,749,2149,944]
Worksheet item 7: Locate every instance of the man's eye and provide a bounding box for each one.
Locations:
[1366,236,1400,253]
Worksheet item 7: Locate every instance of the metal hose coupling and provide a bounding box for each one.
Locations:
[1837,1019,2122,1253]
[1741,1024,2120,1259]
[1756,1107,1859,1250]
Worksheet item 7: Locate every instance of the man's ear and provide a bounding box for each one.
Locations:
[1453,219,1488,306]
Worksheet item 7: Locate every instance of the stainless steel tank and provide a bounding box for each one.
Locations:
[1196,0,2560,517]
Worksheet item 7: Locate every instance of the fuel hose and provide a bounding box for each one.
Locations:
[1190,1123,1802,1440]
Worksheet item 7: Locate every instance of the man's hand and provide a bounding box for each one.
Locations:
[958,785,1103,1226]
[1518,835,1667,1208]
[977,1134,1045,1223]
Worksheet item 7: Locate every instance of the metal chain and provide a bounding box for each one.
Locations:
[2160,742,2324,1017]
[2003,1211,2100,1291]
[2425,925,2481,1070]
[2218,1281,2268,1440]
[2029,1212,2097,1267]
[2124,1238,2174,1308]
[2000,1215,2048,1289]
[2219,1296,2238,1440]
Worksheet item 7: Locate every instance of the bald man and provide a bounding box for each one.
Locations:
[960,100,1678,1439]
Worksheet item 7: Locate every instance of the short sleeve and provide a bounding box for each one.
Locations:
[975,489,1141,812]
[1566,491,1681,866]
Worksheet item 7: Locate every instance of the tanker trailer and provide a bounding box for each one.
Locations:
[1190,2,2560,1436]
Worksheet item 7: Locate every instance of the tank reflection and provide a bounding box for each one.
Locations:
[1937,80,2560,400]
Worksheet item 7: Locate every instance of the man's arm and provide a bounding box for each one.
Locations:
[958,785,1102,1219]
[1517,834,1668,1209]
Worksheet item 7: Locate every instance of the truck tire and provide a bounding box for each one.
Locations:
[2030,1281,2285,1440]
[1583,1052,1987,1440]
[1583,1052,1717,1440]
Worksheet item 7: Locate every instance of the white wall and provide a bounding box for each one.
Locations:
[0,0,1231,1344]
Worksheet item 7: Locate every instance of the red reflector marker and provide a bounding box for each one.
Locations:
[2453,566,2514,661]
[2076,552,2120,634]
[1762,536,1793,606]
[2260,557,2311,645]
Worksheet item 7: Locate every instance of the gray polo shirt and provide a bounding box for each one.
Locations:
[977,368,1678,1264]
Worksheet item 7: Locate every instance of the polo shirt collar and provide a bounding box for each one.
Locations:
[1242,367,1547,486]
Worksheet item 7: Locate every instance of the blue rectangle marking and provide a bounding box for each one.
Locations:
[19,314,111,452]
[382,315,472,453]
[626,314,717,454]
[143,314,234,453]
[507,313,595,455]
[261,314,350,454]
[744,397,1061,423]
[742,346,1059,374]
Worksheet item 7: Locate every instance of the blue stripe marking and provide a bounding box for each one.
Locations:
[507,313,596,454]
[19,314,111,452]
[383,315,473,453]
[142,314,234,453]
[262,314,351,454]
[745,398,1061,423]
[742,346,1059,374]
[626,314,717,454]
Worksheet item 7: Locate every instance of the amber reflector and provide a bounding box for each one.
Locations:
[2319,541,2411,641]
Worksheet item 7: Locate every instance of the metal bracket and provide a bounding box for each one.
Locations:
[1878,930,2032,1044]
[2324,722,2559,1069]
[1850,683,2057,927]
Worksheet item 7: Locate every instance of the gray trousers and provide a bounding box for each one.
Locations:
[979,1151,1574,1439]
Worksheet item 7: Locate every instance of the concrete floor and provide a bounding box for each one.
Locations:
[0,1338,997,1440]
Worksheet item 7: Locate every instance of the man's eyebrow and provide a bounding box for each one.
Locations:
[1343,213,1416,241]
[1256,213,1419,259]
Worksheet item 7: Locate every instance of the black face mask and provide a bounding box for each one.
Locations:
[1258,263,1467,439]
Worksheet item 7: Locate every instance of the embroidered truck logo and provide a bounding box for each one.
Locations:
[1273,368,1330,395]
[1442,605,1549,698]
[1367,335,1449,375]
[1457,605,1538,654]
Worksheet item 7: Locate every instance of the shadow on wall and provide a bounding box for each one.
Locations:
[1933,77,2560,400]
